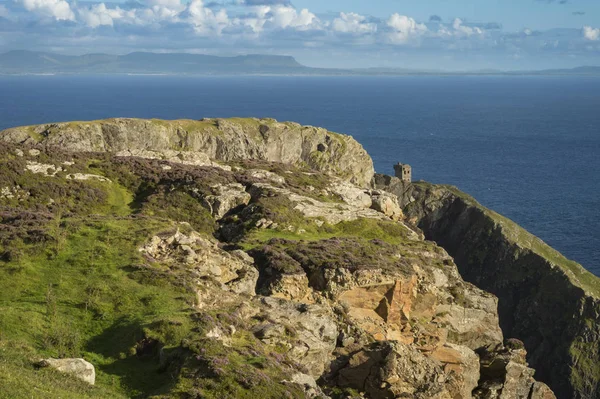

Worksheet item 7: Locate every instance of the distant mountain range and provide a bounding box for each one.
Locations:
[1,50,600,76]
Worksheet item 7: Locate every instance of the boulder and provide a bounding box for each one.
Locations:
[288,373,330,399]
[248,183,391,225]
[370,190,404,221]
[37,358,95,385]
[329,181,372,208]
[246,169,286,185]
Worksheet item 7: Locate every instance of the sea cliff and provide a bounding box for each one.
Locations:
[0,118,582,398]
[375,175,600,399]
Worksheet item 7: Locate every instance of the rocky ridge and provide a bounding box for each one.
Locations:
[0,119,556,398]
[0,117,374,187]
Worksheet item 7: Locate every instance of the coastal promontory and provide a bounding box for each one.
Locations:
[0,117,591,398]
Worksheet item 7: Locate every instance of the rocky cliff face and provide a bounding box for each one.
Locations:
[0,120,555,398]
[0,118,374,187]
[375,176,599,399]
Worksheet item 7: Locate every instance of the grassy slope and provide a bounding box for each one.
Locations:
[0,147,331,398]
[0,147,216,397]
[0,202,192,397]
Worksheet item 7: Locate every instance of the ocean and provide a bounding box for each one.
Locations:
[1,75,599,275]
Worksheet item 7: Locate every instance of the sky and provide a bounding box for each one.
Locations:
[1,0,599,70]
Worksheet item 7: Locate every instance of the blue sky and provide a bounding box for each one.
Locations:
[1,0,599,70]
[295,0,600,31]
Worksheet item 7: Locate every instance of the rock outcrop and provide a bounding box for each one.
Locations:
[374,178,599,399]
[0,118,375,187]
[474,341,556,399]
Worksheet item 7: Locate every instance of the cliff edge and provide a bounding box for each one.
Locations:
[375,174,600,399]
[0,119,557,398]
[0,117,374,188]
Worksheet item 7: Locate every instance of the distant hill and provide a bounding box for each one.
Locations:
[0,50,311,75]
[1,50,599,76]
[521,66,600,76]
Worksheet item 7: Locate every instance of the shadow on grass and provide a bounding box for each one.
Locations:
[86,318,180,398]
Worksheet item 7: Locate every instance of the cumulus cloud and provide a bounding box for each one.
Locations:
[386,14,427,44]
[77,0,186,28]
[448,18,484,37]
[267,6,318,30]
[185,0,230,35]
[583,26,599,41]
[5,0,600,69]
[332,12,377,34]
[78,4,127,27]
[20,0,75,21]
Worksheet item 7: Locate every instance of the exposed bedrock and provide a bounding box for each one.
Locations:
[0,117,375,187]
[375,174,600,399]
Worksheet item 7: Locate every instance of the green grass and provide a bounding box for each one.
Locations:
[570,338,600,397]
[0,341,125,399]
[239,217,416,251]
[0,217,193,398]
[25,127,44,142]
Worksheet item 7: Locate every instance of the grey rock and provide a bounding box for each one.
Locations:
[288,373,330,398]
[1,118,375,187]
[253,297,338,377]
[139,230,258,297]
[37,358,95,385]
[329,181,372,208]
[201,183,251,219]
[370,190,404,221]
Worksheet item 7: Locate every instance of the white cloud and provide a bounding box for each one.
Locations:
[77,0,187,28]
[7,0,600,69]
[78,4,127,27]
[185,0,230,35]
[240,5,319,34]
[438,18,484,38]
[583,26,599,41]
[386,14,427,44]
[453,18,483,36]
[268,6,318,30]
[332,12,377,34]
[20,0,75,21]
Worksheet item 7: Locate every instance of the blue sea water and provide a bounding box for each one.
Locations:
[1,75,599,275]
